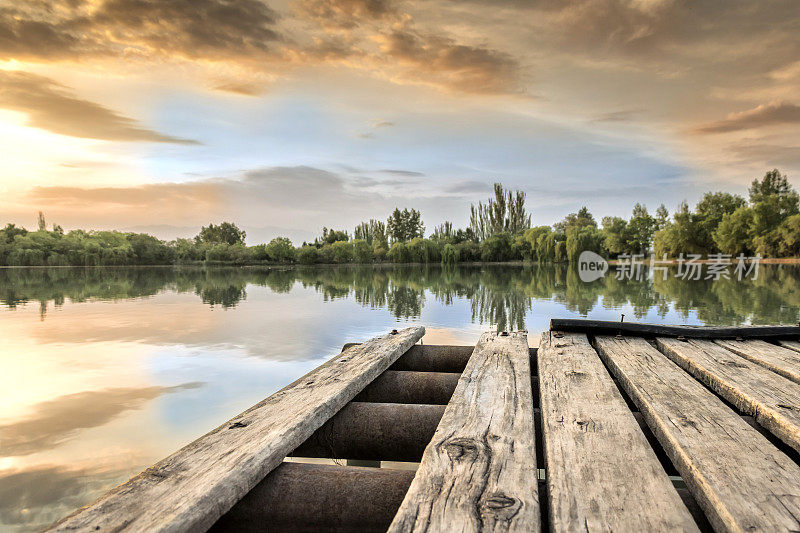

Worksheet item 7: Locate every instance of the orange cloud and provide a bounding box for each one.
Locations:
[693,101,800,134]
[0,70,199,143]
[0,0,281,62]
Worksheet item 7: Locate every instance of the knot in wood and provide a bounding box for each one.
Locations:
[723,359,748,368]
[228,421,248,429]
[440,437,480,461]
[484,493,517,509]
[480,492,521,521]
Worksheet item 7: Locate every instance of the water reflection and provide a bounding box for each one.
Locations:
[3,264,800,531]
[3,264,800,327]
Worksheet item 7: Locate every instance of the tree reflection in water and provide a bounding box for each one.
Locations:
[2,263,800,327]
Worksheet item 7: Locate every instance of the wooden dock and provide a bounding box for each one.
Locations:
[50,321,800,532]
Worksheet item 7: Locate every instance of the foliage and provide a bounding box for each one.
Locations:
[714,206,755,255]
[266,237,295,262]
[196,222,246,246]
[469,183,530,241]
[317,227,350,245]
[330,240,353,263]
[352,239,373,263]
[566,225,604,262]
[3,171,799,267]
[387,242,410,263]
[354,220,387,249]
[480,233,513,262]
[441,243,459,265]
[387,208,425,243]
[297,245,319,264]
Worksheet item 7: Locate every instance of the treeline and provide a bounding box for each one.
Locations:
[1,170,798,267]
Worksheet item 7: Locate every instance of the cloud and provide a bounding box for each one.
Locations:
[590,109,644,123]
[26,166,366,225]
[19,165,480,239]
[376,28,521,94]
[693,101,800,134]
[2,0,525,96]
[0,0,281,62]
[379,169,424,176]
[0,70,199,143]
[442,180,491,194]
[732,142,800,167]
[374,120,395,128]
[213,81,268,96]
[0,383,203,457]
[296,0,395,29]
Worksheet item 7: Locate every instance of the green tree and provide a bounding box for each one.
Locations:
[566,225,604,262]
[0,224,28,243]
[387,208,425,243]
[714,206,755,255]
[601,216,628,256]
[653,201,702,257]
[266,237,295,262]
[778,215,800,256]
[331,240,353,263]
[749,170,799,253]
[554,206,596,234]
[317,227,350,245]
[387,242,410,262]
[480,233,513,262]
[37,211,46,231]
[197,222,246,245]
[353,220,386,248]
[297,245,319,264]
[655,204,669,231]
[694,192,746,252]
[469,183,531,240]
[352,239,373,263]
[432,221,455,242]
[523,226,552,261]
[626,203,656,254]
[441,243,459,265]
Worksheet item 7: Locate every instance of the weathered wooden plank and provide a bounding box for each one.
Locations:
[657,337,800,453]
[50,327,425,533]
[550,318,800,339]
[388,332,539,532]
[715,338,800,385]
[539,332,697,532]
[777,339,800,355]
[595,336,800,533]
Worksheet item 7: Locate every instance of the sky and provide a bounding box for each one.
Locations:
[1,0,799,244]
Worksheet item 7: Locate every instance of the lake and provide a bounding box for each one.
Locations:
[3,263,800,531]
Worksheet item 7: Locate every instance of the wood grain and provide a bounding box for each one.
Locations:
[49,326,425,533]
[778,339,800,355]
[657,337,800,453]
[539,332,697,532]
[596,335,800,533]
[549,318,800,339]
[715,338,800,385]
[388,332,539,532]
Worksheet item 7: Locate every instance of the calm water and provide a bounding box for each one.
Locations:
[2,264,800,531]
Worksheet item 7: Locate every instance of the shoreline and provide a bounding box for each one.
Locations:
[2,257,800,269]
